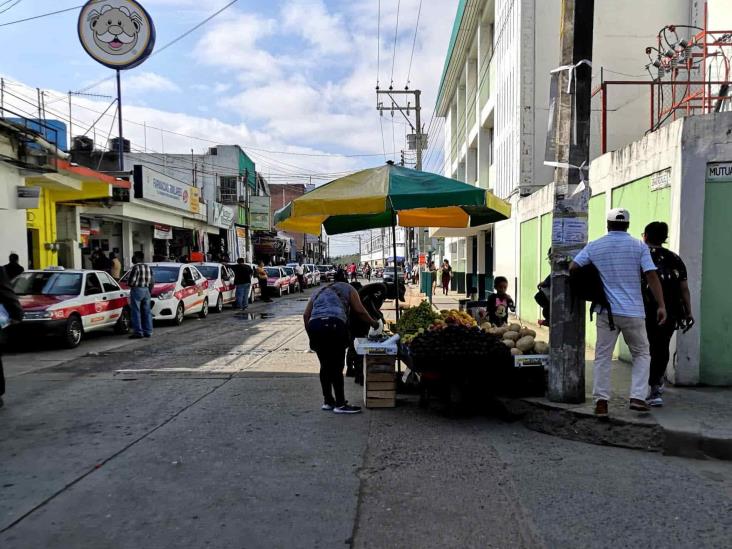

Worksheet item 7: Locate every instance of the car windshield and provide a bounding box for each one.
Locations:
[283,267,294,275]
[265,268,281,277]
[150,266,180,284]
[11,272,83,296]
[196,266,219,280]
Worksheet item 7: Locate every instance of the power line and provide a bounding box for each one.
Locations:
[74,0,240,95]
[376,0,381,87]
[0,4,85,27]
[406,0,422,88]
[0,0,22,15]
[390,0,401,88]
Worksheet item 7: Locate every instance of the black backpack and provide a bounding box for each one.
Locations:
[570,264,615,330]
[643,251,686,328]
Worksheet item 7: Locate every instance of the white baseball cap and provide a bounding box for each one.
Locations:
[607,208,630,223]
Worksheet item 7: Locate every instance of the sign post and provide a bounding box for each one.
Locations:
[78,1,156,171]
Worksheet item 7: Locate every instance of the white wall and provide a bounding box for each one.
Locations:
[0,166,28,269]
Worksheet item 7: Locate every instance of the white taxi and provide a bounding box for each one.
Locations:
[120,263,209,325]
[191,262,236,313]
[10,268,130,348]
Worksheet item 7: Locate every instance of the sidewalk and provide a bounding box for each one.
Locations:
[403,285,732,461]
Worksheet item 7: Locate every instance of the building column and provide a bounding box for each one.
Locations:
[121,220,135,269]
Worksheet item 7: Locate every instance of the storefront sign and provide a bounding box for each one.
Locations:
[208,203,235,229]
[154,224,172,240]
[78,1,156,70]
[707,162,732,182]
[418,253,426,266]
[16,186,41,209]
[236,226,248,260]
[133,165,200,214]
[249,195,271,230]
[650,168,671,190]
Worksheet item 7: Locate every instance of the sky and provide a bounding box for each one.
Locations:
[0,0,458,254]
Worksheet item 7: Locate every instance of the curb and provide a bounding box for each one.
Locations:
[498,397,732,461]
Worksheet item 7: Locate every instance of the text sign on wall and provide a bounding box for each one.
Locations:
[707,162,732,182]
[133,165,200,214]
[249,195,271,230]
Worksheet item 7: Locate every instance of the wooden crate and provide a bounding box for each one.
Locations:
[363,356,396,408]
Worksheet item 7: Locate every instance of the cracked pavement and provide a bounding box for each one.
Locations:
[1,289,731,548]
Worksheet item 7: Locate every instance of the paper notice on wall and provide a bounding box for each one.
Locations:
[552,218,588,247]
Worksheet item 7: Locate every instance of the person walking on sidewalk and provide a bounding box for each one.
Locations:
[642,221,694,407]
[570,208,667,416]
[232,258,253,310]
[303,269,381,414]
[440,259,452,295]
[127,255,155,339]
[295,263,305,293]
[0,266,23,407]
[4,253,24,281]
[256,261,272,303]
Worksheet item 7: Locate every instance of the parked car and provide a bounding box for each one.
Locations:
[10,268,130,348]
[316,265,336,282]
[304,264,320,287]
[193,262,236,313]
[281,266,300,293]
[382,267,404,284]
[265,266,290,297]
[120,263,209,325]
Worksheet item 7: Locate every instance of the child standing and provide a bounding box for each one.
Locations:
[487,276,515,326]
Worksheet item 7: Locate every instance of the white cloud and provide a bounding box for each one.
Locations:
[281,0,352,55]
[192,13,280,82]
[89,71,181,96]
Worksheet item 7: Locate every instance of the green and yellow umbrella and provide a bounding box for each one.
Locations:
[273,162,511,236]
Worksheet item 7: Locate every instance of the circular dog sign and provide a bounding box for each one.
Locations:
[78,0,156,70]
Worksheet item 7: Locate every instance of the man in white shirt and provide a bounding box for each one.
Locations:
[570,208,667,416]
[295,263,305,293]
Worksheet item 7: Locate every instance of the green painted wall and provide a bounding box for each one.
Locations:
[611,176,671,360]
[519,218,539,322]
[700,171,732,385]
[539,213,552,281]
[239,150,256,188]
[611,176,671,240]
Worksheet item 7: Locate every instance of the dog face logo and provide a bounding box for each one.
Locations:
[88,5,142,56]
[78,1,155,70]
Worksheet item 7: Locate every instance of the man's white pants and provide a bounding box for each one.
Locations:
[593,313,651,402]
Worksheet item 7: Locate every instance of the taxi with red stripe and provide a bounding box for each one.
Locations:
[120,263,209,325]
[191,262,236,313]
[10,267,131,348]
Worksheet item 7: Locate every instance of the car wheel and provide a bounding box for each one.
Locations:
[63,315,83,349]
[215,293,224,313]
[199,298,209,319]
[173,302,185,326]
[278,286,283,297]
[114,307,131,334]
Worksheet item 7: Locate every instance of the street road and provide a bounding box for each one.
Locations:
[1,287,731,548]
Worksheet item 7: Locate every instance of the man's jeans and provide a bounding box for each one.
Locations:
[129,287,153,336]
[235,283,251,310]
[594,313,650,402]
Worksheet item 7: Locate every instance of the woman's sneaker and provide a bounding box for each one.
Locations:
[321,403,334,411]
[333,404,362,414]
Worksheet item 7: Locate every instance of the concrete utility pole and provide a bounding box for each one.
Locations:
[548,0,595,404]
[376,88,426,262]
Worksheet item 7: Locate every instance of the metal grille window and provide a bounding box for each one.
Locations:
[218,176,238,204]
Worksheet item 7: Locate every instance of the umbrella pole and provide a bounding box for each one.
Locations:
[391,209,400,322]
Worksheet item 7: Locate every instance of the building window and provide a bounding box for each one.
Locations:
[218,176,238,204]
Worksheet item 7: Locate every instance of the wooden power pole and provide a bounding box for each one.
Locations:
[547,0,595,403]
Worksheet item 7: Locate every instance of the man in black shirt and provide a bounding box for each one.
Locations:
[1,266,24,406]
[642,222,693,407]
[4,254,24,280]
[232,258,253,310]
